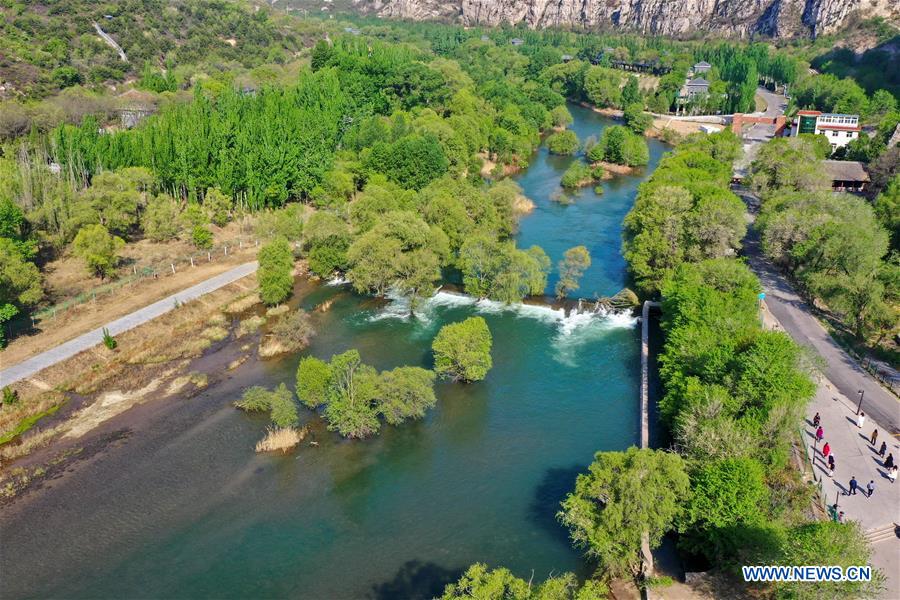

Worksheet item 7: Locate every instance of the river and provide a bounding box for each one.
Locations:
[0,105,668,599]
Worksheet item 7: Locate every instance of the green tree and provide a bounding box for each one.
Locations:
[623,103,653,134]
[441,564,607,600]
[555,246,591,298]
[305,212,351,277]
[322,349,381,438]
[203,187,232,227]
[142,194,183,241]
[550,105,573,128]
[257,237,294,306]
[546,130,579,155]
[0,237,43,347]
[432,316,493,382]
[558,447,690,577]
[295,356,332,409]
[584,66,623,108]
[72,224,124,278]
[776,522,885,600]
[377,366,437,425]
[622,75,642,106]
[680,458,768,561]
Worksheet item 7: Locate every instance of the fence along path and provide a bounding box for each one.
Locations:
[0,261,258,387]
[5,236,260,339]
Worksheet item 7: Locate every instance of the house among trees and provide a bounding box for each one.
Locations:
[561,54,574,62]
[115,88,156,129]
[822,160,869,192]
[679,78,710,101]
[510,38,525,46]
[693,61,712,74]
[791,110,860,152]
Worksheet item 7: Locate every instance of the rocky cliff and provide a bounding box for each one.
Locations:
[355,0,898,38]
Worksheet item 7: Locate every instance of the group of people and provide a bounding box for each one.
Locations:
[812,411,897,496]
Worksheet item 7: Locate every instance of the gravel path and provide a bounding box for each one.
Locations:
[0,261,258,387]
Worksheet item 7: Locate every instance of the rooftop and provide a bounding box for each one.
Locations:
[687,78,709,86]
[694,61,711,67]
[822,160,869,183]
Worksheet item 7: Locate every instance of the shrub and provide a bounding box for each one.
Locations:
[560,162,593,190]
[266,309,314,353]
[191,225,214,249]
[72,224,124,278]
[101,327,117,350]
[235,386,272,412]
[2,387,19,407]
[295,356,331,408]
[269,383,299,428]
[432,317,493,382]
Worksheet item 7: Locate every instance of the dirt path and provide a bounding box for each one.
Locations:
[0,262,258,386]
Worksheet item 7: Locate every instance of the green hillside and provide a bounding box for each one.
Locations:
[0,0,303,98]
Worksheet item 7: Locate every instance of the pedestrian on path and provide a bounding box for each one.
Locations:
[849,476,858,495]
[889,466,897,484]
[813,412,821,427]
[866,480,875,497]
[822,442,831,458]
[879,441,887,457]
[870,428,878,445]
[816,425,824,441]
[828,454,835,477]
[885,453,894,469]
[857,412,866,429]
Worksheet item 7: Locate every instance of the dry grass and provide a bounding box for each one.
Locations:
[0,280,252,457]
[255,426,307,453]
[201,325,229,342]
[237,315,266,338]
[266,304,290,317]
[224,293,261,314]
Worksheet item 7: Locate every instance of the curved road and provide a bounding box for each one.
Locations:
[0,261,258,387]
[737,190,899,434]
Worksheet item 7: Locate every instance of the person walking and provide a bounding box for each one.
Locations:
[885,453,894,469]
[879,441,887,458]
[849,476,858,495]
[870,428,878,445]
[822,442,831,458]
[866,480,875,498]
[828,454,835,477]
[813,412,821,428]
[816,425,824,442]
[857,412,866,429]
[889,466,897,484]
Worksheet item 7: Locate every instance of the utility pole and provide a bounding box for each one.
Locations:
[856,390,864,415]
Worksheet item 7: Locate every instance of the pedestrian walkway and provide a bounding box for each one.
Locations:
[0,261,258,386]
[761,304,900,597]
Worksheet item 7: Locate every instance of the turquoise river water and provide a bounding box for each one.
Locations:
[0,105,668,599]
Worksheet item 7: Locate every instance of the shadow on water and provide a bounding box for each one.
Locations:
[529,465,584,547]
[368,560,465,600]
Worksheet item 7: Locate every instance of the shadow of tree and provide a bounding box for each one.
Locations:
[368,560,464,600]
[529,465,584,547]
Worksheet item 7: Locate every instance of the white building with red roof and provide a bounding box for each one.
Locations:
[791,110,860,151]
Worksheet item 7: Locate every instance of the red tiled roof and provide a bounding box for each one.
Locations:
[797,110,822,116]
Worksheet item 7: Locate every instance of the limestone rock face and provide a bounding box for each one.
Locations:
[355,0,898,38]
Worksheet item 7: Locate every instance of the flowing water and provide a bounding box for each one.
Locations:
[0,105,668,599]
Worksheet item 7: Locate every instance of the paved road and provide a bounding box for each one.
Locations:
[0,261,258,387]
[737,190,899,435]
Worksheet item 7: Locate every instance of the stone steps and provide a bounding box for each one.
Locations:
[865,523,899,544]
